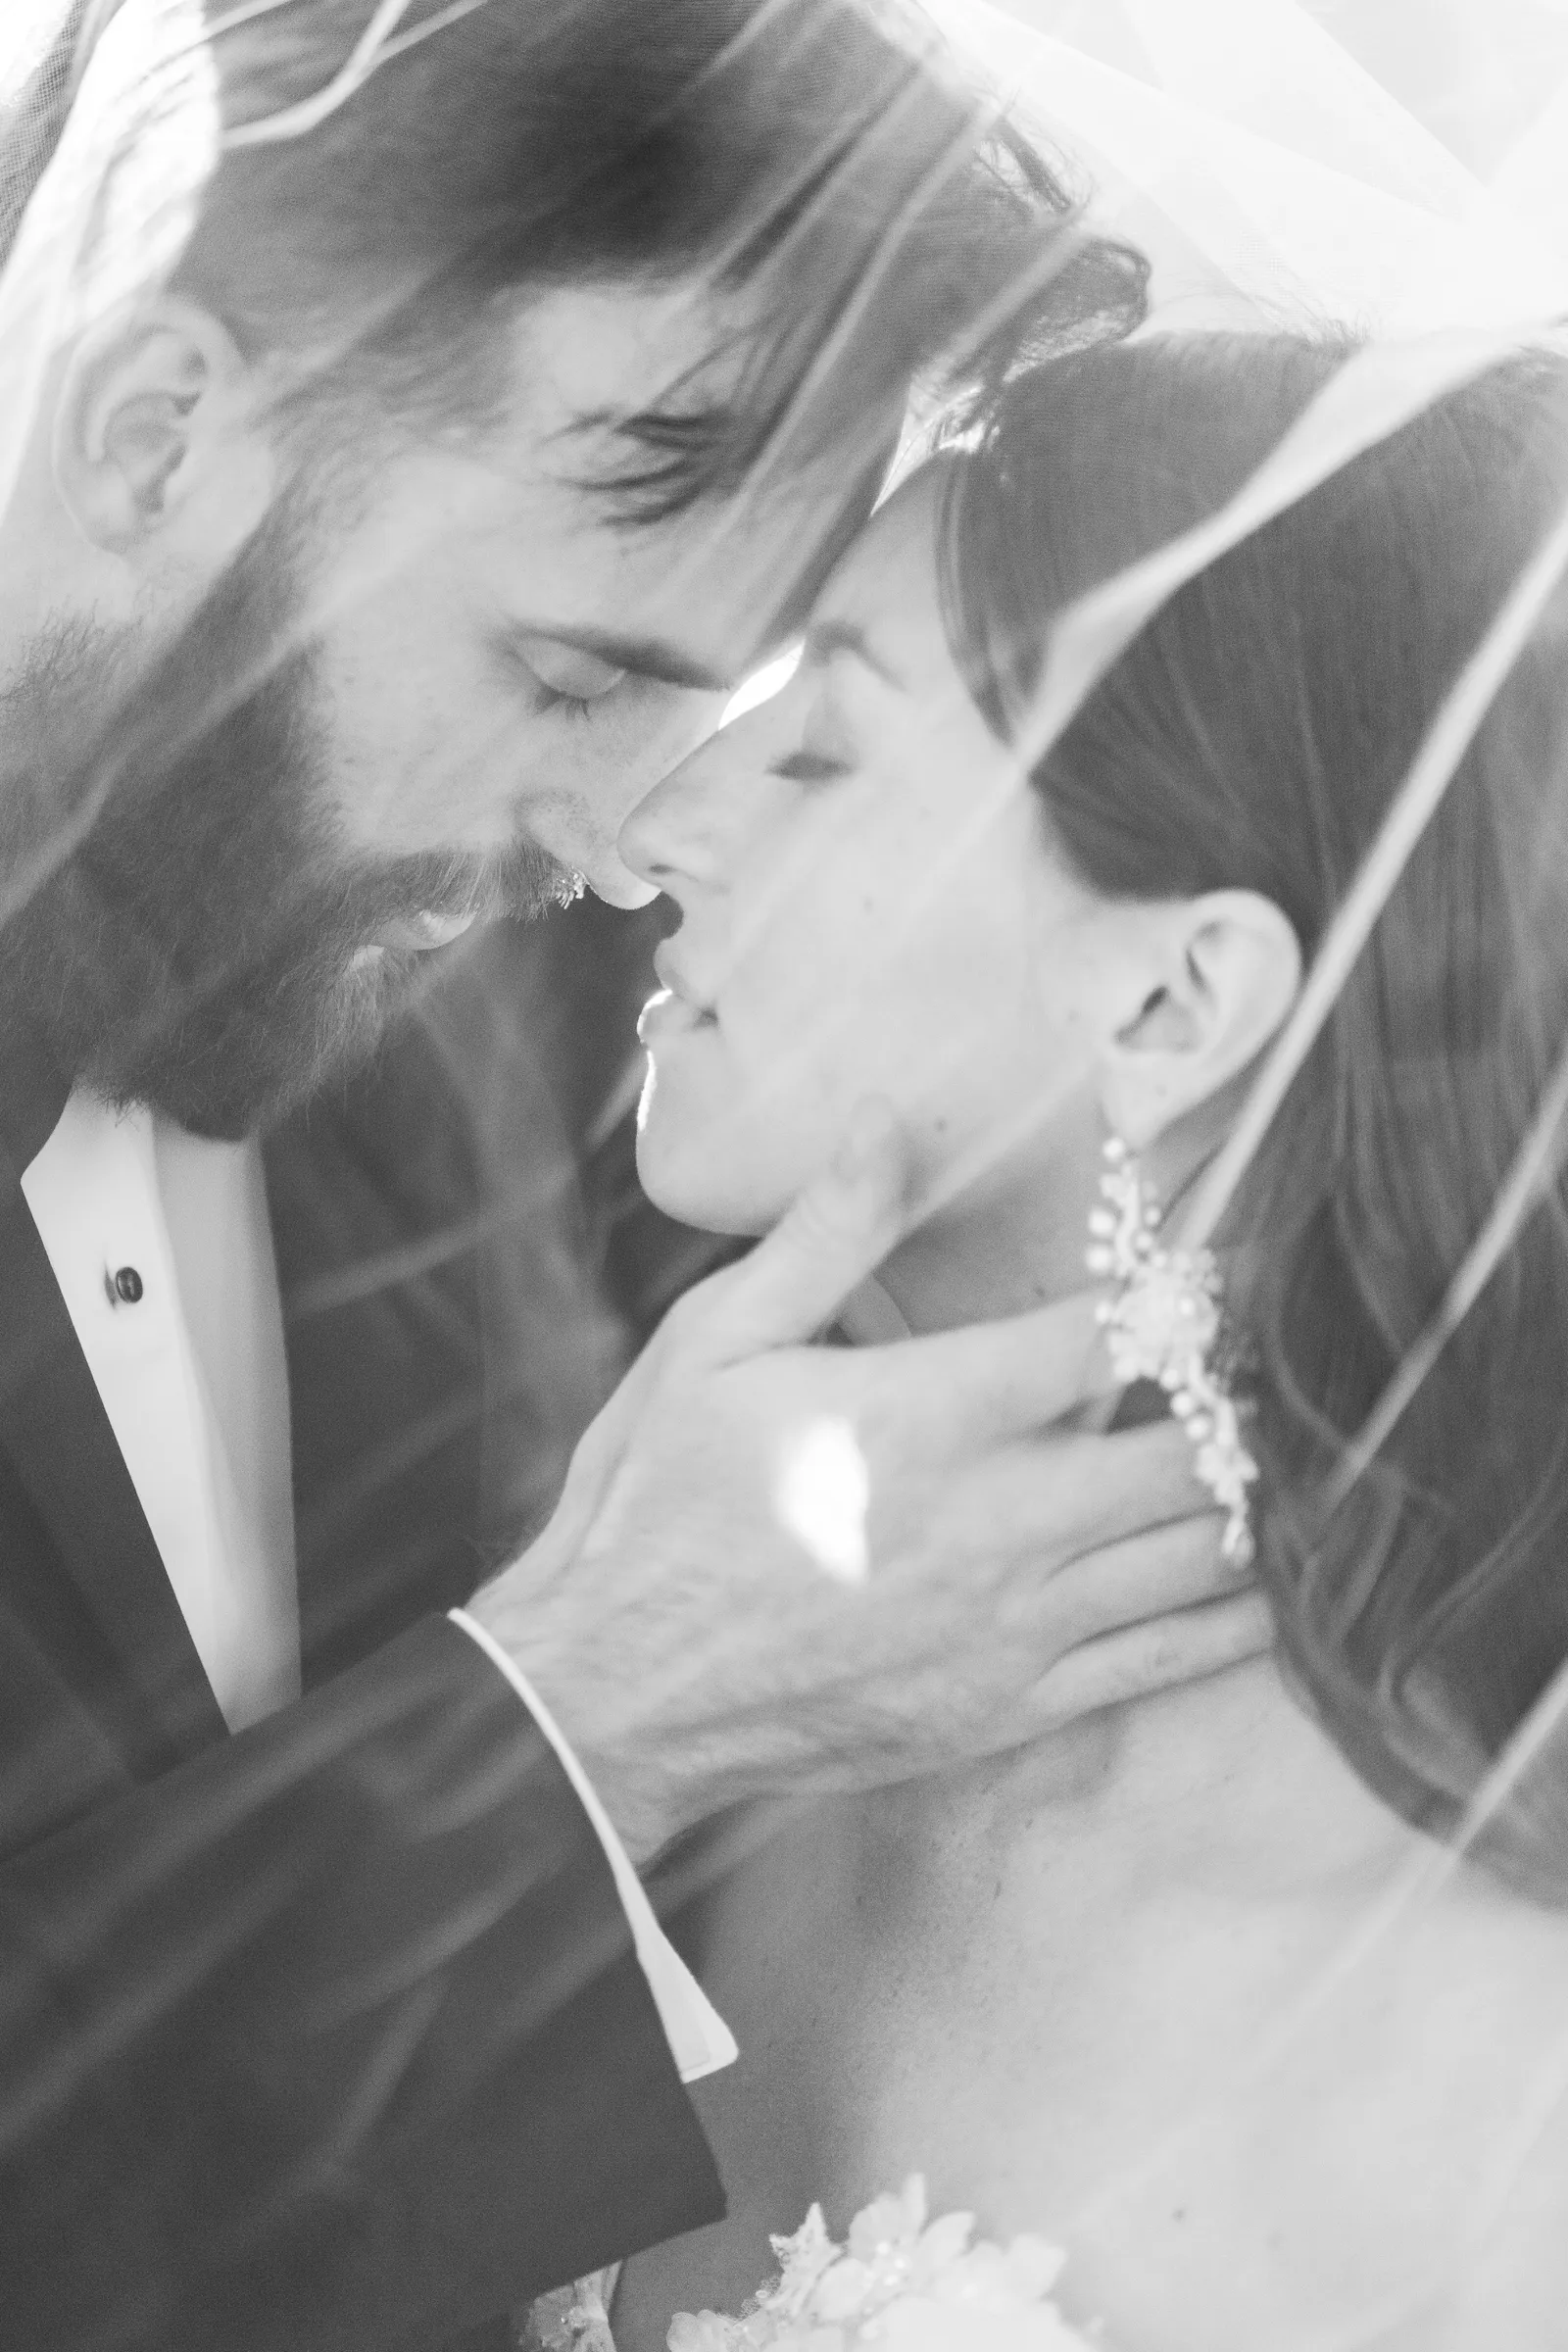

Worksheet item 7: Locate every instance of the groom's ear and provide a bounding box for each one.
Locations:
[1100,890,1301,1149]
[53,298,276,570]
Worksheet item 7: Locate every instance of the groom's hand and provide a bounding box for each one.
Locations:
[470,1105,1269,1863]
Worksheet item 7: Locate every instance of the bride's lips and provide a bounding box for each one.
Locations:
[642,943,719,1041]
[638,987,718,1044]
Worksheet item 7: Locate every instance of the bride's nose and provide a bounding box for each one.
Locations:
[619,732,737,900]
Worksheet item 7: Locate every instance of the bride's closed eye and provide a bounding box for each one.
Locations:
[770,748,851,783]
[767,691,855,786]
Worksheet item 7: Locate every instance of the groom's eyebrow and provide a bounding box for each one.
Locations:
[803,617,905,690]
[546,625,732,693]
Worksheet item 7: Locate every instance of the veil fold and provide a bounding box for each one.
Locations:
[930,0,1568,329]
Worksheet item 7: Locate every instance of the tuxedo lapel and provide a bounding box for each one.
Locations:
[0,1054,226,1764]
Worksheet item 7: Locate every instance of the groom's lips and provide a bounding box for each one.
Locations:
[382,907,480,953]
[349,907,481,971]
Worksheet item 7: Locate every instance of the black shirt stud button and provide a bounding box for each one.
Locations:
[112,1265,144,1305]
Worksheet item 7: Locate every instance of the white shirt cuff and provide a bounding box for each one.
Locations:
[449,1607,738,2085]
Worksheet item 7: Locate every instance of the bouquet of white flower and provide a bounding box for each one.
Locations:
[666,2178,1097,2351]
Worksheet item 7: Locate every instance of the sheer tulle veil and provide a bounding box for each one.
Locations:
[936,5,1568,2309]
[8,1,1568,2322]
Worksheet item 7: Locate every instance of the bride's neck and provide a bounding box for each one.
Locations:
[873,1115,1105,1335]
[1026,1649,1409,1900]
[871,1098,1215,1338]
[873,1125,1408,1897]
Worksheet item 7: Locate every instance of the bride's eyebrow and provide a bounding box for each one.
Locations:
[802,616,906,690]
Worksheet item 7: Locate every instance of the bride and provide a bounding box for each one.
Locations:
[564,325,1568,2350]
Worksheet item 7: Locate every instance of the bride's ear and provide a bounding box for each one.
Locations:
[1099,890,1301,1149]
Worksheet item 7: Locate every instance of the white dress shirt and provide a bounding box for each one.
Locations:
[21,1084,734,2083]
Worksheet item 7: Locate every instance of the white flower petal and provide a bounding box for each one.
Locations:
[811,2258,876,2322]
[909,2211,976,2285]
[1001,2236,1067,2300]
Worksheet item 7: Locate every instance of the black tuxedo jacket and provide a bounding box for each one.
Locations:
[0,917,723,2351]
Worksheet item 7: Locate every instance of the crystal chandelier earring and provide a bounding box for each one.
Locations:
[1086,1136,1257,1565]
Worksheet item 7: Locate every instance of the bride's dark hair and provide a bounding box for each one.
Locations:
[941,331,1568,1897]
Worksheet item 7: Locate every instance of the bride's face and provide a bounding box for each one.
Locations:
[620,466,1132,1236]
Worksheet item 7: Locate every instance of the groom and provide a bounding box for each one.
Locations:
[0,4,1261,2349]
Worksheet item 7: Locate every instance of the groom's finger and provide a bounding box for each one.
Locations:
[946,1419,1211,1573]
[1025,1589,1274,1736]
[1015,1508,1244,1650]
[696,1099,912,1356]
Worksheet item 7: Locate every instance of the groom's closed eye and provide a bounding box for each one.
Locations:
[511,635,628,718]
[536,625,733,696]
[515,636,627,701]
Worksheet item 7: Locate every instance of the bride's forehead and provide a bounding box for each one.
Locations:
[817,465,951,622]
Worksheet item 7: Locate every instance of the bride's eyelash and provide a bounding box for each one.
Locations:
[771,749,848,783]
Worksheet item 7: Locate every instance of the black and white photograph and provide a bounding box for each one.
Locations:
[3,4,1568,2346]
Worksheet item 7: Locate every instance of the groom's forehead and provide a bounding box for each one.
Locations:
[455,277,886,646]
[480,280,741,496]
[482,277,885,537]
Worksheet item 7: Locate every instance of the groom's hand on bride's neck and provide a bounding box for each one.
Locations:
[469,1105,1270,1864]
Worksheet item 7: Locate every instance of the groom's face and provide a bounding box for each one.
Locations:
[8,283,857,1136]
[304,285,817,911]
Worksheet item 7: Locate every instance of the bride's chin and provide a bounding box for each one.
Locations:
[634,1123,780,1239]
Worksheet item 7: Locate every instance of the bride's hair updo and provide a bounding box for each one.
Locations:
[941,332,1568,1897]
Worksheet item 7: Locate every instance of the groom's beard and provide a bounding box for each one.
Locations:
[0,505,576,1141]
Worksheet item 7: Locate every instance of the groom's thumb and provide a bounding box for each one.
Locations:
[702,1101,911,1357]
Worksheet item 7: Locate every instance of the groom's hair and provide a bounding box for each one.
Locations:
[4,0,1148,515]
[942,330,1568,1902]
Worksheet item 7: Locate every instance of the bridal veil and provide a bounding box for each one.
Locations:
[5,2,1568,2336]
